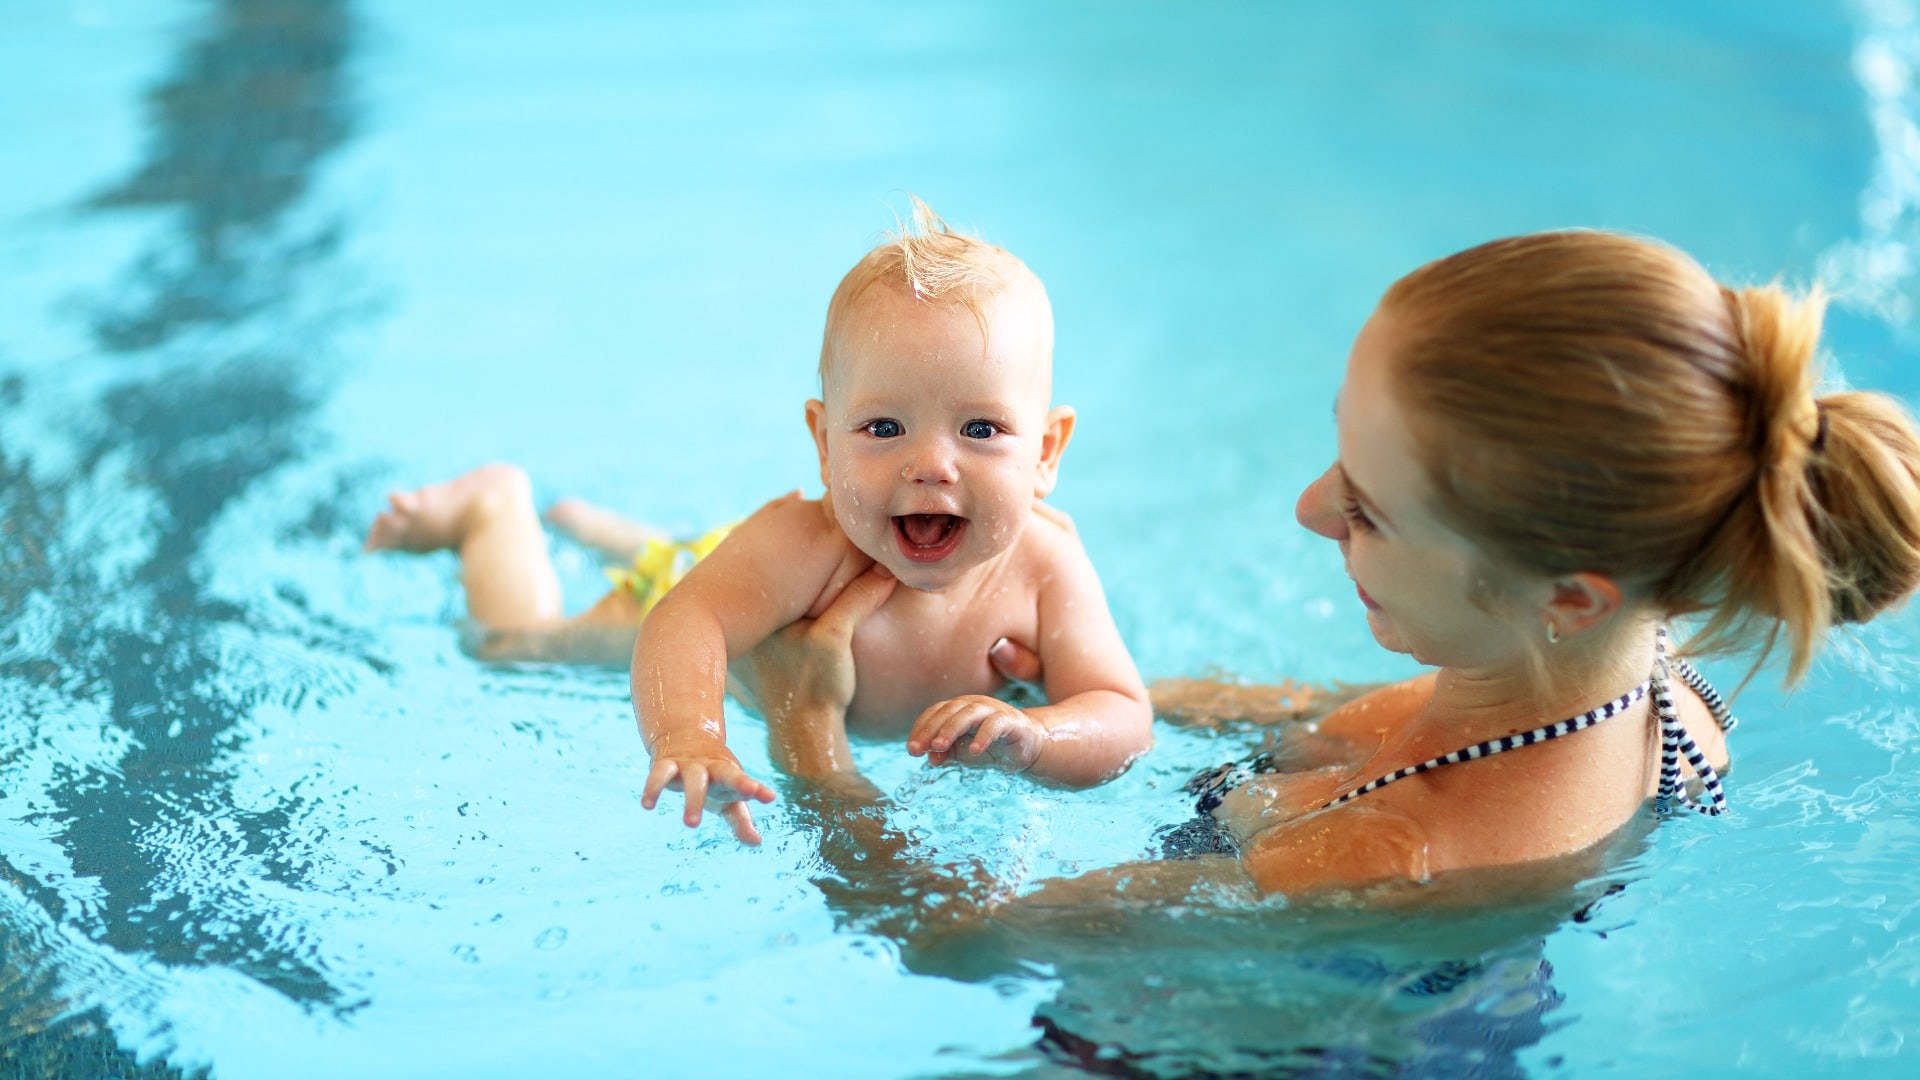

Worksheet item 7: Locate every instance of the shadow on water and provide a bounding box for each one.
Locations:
[1,1,364,1073]
[83,0,355,352]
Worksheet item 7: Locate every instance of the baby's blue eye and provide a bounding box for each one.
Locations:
[865,419,903,438]
[962,420,997,440]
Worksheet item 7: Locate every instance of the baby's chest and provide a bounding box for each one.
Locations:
[843,601,1039,734]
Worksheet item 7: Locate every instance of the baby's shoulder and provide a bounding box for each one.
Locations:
[735,493,877,620]
[737,490,842,545]
[1016,501,1092,566]
[726,491,863,582]
[1008,502,1111,607]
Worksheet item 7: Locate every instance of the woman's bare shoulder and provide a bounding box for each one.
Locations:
[1315,673,1436,741]
[1239,802,1435,895]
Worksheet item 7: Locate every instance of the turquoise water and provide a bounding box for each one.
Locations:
[2,0,1917,1075]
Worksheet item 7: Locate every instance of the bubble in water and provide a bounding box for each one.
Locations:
[535,926,568,951]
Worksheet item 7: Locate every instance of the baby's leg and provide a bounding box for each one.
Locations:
[544,498,666,563]
[365,464,563,629]
[467,588,647,665]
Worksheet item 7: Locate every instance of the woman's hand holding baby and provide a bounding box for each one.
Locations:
[908,695,1049,772]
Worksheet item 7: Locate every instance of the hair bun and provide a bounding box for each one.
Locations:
[1798,391,1920,625]
[1726,283,1823,477]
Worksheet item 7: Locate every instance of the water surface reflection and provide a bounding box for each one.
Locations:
[2,2,367,1070]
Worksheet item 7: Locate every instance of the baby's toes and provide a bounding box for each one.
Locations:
[363,511,402,552]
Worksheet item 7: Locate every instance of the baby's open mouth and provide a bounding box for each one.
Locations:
[893,514,967,563]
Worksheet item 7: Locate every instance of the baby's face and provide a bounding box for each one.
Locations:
[809,278,1063,591]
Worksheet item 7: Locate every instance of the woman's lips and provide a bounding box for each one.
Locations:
[894,514,967,563]
[1355,581,1380,610]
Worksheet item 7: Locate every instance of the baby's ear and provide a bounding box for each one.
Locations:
[805,400,831,487]
[1034,405,1077,497]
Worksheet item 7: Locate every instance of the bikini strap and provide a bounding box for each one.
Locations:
[1671,655,1738,733]
[1653,627,1730,816]
[1319,682,1650,810]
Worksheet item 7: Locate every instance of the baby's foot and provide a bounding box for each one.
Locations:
[365,463,533,553]
[544,498,664,561]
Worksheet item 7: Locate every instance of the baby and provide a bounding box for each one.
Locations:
[367,199,1152,843]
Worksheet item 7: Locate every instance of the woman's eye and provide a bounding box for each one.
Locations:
[865,419,903,438]
[1341,496,1376,533]
[962,420,998,440]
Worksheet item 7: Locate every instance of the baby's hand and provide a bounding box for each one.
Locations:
[640,734,776,845]
[907,695,1047,773]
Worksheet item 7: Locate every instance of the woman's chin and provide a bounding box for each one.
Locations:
[1363,610,1411,656]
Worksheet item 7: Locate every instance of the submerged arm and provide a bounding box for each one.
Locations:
[743,563,898,787]
[1151,676,1379,729]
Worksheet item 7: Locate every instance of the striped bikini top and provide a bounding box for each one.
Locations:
[1321,627,1735,816]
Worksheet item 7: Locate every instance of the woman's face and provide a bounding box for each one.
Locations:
[1295,309,1539,670]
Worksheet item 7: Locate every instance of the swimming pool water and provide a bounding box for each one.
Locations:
[2,0,1918,1076]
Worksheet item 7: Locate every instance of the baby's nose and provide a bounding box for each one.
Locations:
[902,443,959,484]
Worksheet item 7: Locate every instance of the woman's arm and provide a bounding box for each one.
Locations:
[734,563,897,793]
[978,633,1371,732]
[1150,676,1380,729]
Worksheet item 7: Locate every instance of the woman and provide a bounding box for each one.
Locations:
[750,229,1920,897]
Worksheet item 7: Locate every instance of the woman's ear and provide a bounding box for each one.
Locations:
[1541,572,1624,642]
[1034,405,1077,497]
[805,399,831,487]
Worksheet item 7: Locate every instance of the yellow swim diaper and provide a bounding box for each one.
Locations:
[605,522,735,615]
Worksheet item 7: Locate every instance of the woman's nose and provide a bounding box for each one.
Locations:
[1296,463,1348,540]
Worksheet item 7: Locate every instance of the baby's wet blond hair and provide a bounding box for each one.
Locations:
[819,196,1043,382]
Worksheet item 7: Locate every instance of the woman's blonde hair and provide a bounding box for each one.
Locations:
[1383,231,1920,683]
[819,196,1031,378]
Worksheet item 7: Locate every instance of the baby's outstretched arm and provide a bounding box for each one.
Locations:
[907,528,1152,786]
[632,496,856,844]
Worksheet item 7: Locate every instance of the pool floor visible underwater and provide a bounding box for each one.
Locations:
[4,0,1920,1076]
